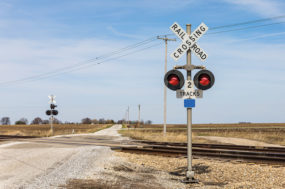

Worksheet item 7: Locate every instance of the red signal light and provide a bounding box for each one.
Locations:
[199,74,211,86]
[168,75,180,86]
[46,110,51,116]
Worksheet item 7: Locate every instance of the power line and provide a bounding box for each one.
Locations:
[2,15,285,86]
[0,37,158,85]
[32,42,161,81]
[0,42,162,85]
[163,15,285,36]
[207,21,285,35]
[210,15,285,30]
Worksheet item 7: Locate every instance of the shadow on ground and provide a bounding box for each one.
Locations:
[169,163,227,187]
[64,163,163,189]
[170,163,211,176]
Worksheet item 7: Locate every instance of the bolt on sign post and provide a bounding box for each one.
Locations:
[46,95,59,136]
[164,22,215,183]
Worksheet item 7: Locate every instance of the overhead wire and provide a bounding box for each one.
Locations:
[210,15,285,30]
[1,15,285,86]
[163,15,285,36]
[207,21,285,35]
[27,42,162,82]
[1,42,162,85]
[0,36,157,85]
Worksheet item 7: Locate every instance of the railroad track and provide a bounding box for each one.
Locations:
[0,135,37,140]
[137,140,285,153]
[1,135,285,164]
[116,141,285,165]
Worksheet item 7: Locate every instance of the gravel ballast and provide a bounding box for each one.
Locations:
[116,152,285,189]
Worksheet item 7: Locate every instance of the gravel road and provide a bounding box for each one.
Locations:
[0,124,124,189]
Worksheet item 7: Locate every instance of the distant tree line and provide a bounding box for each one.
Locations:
[0,116,153,125]
[74,118,152,125]
[0,117,59,125]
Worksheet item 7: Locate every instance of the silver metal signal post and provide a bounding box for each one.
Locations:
[48,95,55,136]
[164,22,211,183]
[50,114,54,136]
[47,95,58,136]
[168,21,210,183]
[186,24,196,182]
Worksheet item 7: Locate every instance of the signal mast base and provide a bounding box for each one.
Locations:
[181,171,199,183]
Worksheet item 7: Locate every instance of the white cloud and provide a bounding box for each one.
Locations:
[224,0,285,17]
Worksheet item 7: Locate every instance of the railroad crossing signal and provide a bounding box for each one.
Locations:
[164,22,215,183]
[46,96,59,116]
[46,95,59,136]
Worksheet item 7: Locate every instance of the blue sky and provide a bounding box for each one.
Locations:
[0,0,285,124]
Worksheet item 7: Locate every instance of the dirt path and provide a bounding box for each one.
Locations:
[0,125,185,189]
[0,125,124,188]
[196,136,285,147]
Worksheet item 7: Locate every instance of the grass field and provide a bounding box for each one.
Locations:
[0,124,112,137]
[120,123,285,145]
[140,123,285,129]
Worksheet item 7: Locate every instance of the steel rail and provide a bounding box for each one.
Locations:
[118,146,285,164]
[137,141,285,153]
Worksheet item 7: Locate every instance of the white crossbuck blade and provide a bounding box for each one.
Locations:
[170,22,208,61]
[48,95,56,104]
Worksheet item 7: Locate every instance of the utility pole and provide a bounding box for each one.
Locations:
[127,106,129,125]
[124,110,127,125]
[138,104,141,127]
[157,35,176,135]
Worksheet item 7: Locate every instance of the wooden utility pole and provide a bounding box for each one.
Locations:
[138,104,141,127]
[157,36,176,135]
[127,106,129,125]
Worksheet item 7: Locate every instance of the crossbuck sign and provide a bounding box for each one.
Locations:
[170,22,208,61]
[48,95,56,104]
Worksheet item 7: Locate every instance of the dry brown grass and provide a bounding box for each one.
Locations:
[197,129,285,146]
[141,123,285,129]
[121,123,285,145]
[119,129,211,143]
[64,179,125,189]
[0,124,112,137]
